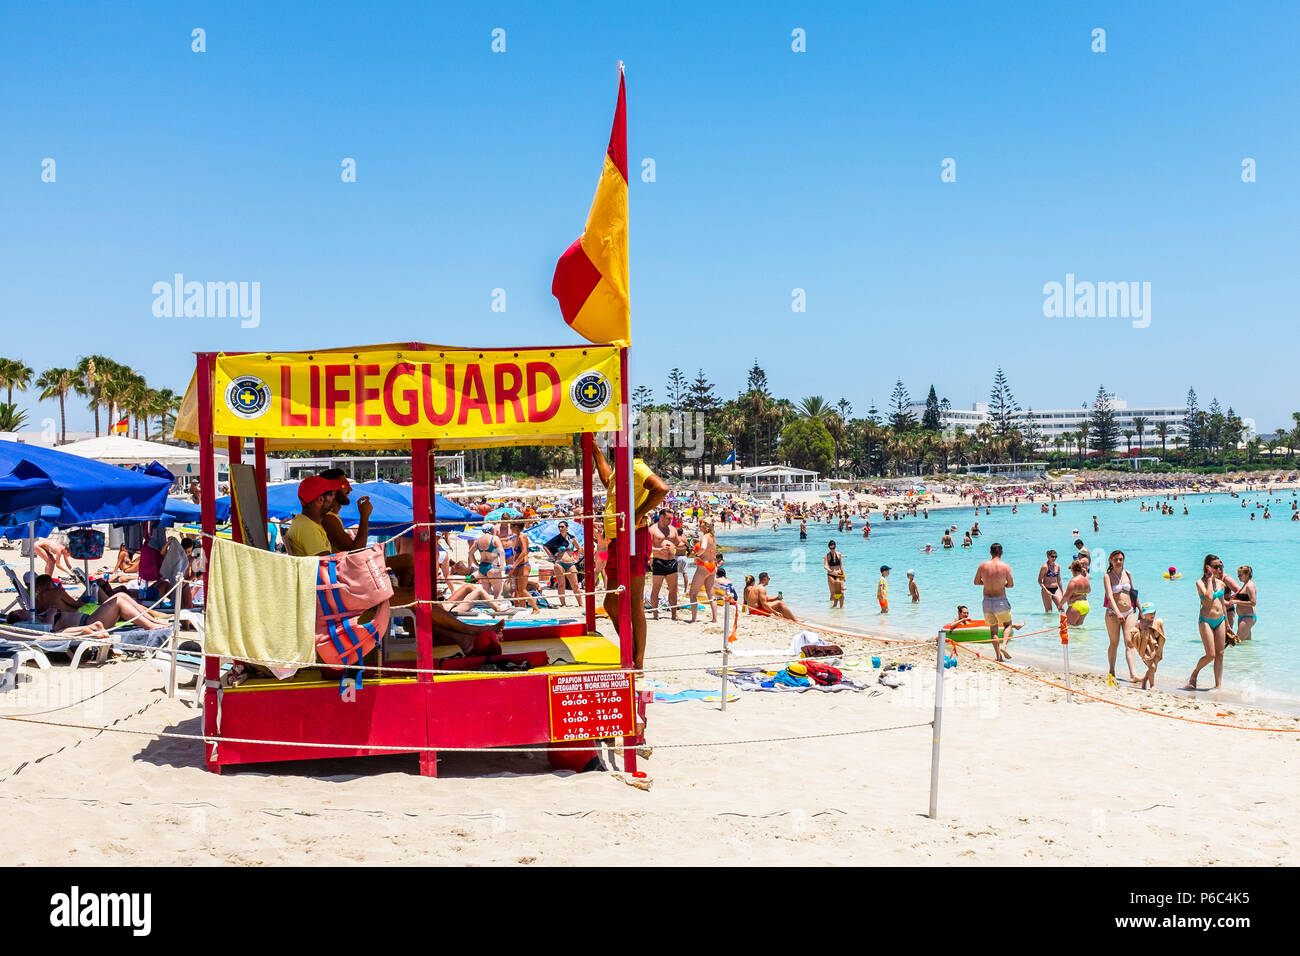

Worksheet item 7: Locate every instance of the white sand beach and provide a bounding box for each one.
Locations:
[3,609,1296,866]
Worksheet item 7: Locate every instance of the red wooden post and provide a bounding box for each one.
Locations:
[253,438,268,521]
[430,441,439,599]
[582,432,596,632]
[615,347,636,774]
[197,353,221,773]
[411,438,437,777]
[226,436,243,544]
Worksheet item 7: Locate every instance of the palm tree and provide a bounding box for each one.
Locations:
[1154,421,1169,458]
[148,387,182,441]
[35,367,78,444]
[0,358,34,406]
[1122,429,1135,458]
[1131,415,1147,456]
[76,355,117,436]
[0,403,28,432]
[1078,421,1090,467]
[797,396,831,419]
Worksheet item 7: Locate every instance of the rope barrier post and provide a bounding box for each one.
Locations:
[1060,614,1071,704]
[929,629,945,820]
[720,599,731,711]
[167,582,182,698]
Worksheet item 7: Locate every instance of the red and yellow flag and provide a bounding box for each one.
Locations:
[112,417,129,434]
[552,65,629,347]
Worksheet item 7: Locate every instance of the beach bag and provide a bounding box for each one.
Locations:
[314,544,393,684]
[801,643,843,658]
[67,528,106,560]
[803,660,843,686]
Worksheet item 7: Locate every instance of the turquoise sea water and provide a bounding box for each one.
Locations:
[716,493,1299,709]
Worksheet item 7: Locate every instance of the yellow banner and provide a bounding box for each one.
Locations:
[213,347,621,442]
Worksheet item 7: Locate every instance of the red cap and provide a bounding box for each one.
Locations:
[298,475,343,504]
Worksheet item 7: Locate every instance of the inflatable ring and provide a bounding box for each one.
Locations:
[1163,572,1182,579]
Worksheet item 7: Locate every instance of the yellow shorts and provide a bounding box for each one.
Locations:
[982,597,1012,627]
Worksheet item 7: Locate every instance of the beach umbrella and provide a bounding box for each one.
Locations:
[524,519,585,548]
[0,459,63,525]
[0,439,170,537]
[485,506,522,521]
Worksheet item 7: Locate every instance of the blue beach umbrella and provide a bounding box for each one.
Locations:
[0,440,170,538]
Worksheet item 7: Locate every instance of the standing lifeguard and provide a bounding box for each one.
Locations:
[592,441,666,670]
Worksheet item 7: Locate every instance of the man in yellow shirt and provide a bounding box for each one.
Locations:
[592,443,668,670]
[284,475,343,557]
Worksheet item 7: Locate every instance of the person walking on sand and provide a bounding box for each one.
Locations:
[648,509,683,621]
[1133,602,1165,690]
[686,518,718,624]
[974,542,1014,662]
[1102,549,1142,683]
[1186,554,1228,690]
[824,540,845,608]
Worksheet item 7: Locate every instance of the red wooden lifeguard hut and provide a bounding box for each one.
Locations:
[175,342,640,776]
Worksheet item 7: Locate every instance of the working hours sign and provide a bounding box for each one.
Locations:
[213,346,621,442]
[548,671,635,741]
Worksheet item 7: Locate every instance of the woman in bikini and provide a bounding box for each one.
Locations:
[1233,565,1257,640]
[546,523,582,607]
[505,521,540,614]
[471,525,505,598]
[1186,554,1228,690]
[1037,549,1063,611]
[1061,559,1091,626]
[1102,549,1142,682]
[824,540,845,608]
[686,518,718,624]
[592,525,610,595]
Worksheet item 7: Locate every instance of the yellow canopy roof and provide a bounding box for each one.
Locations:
[175,342,613,451]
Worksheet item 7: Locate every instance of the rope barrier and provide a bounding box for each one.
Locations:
[946,640,1300,734]
[0,713,933,754]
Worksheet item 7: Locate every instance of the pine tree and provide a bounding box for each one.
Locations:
[1089,386,1119,459]
[745,360,769,395]
[687,369,721,480]
[989,368,1019,437]
[922,385,942,432]
[889,380,915,432]
[1182,388,1200,461]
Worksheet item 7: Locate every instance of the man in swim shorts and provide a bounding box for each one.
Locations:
[648,509,682,621]
[974,542,1015,662]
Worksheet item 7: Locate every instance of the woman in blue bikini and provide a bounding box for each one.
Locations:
[1186,554,1227,690]
[471,525,505,599]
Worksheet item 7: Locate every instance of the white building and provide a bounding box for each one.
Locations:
[908,398,1256,449]
[712,464,828,496]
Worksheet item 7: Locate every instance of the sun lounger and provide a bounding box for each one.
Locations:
[0,638,51,693]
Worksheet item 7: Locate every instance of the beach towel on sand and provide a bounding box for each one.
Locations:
[207,537,317,669]
[710,666,878,694]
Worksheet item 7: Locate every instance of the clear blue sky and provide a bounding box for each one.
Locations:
[3,1,1297,433]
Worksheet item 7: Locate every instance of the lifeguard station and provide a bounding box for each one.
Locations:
[176,342,642,776]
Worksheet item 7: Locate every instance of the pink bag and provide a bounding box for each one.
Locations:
[314,544,393,672]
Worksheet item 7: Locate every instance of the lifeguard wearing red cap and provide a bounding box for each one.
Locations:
[298,474,344,504]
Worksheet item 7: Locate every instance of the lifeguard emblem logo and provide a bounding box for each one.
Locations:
[570,370,612,414]
[225,375,271,420]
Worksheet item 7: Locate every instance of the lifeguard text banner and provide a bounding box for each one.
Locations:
[213,347,622,442]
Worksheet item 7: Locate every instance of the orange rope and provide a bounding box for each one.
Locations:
[947,640,1300,734]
